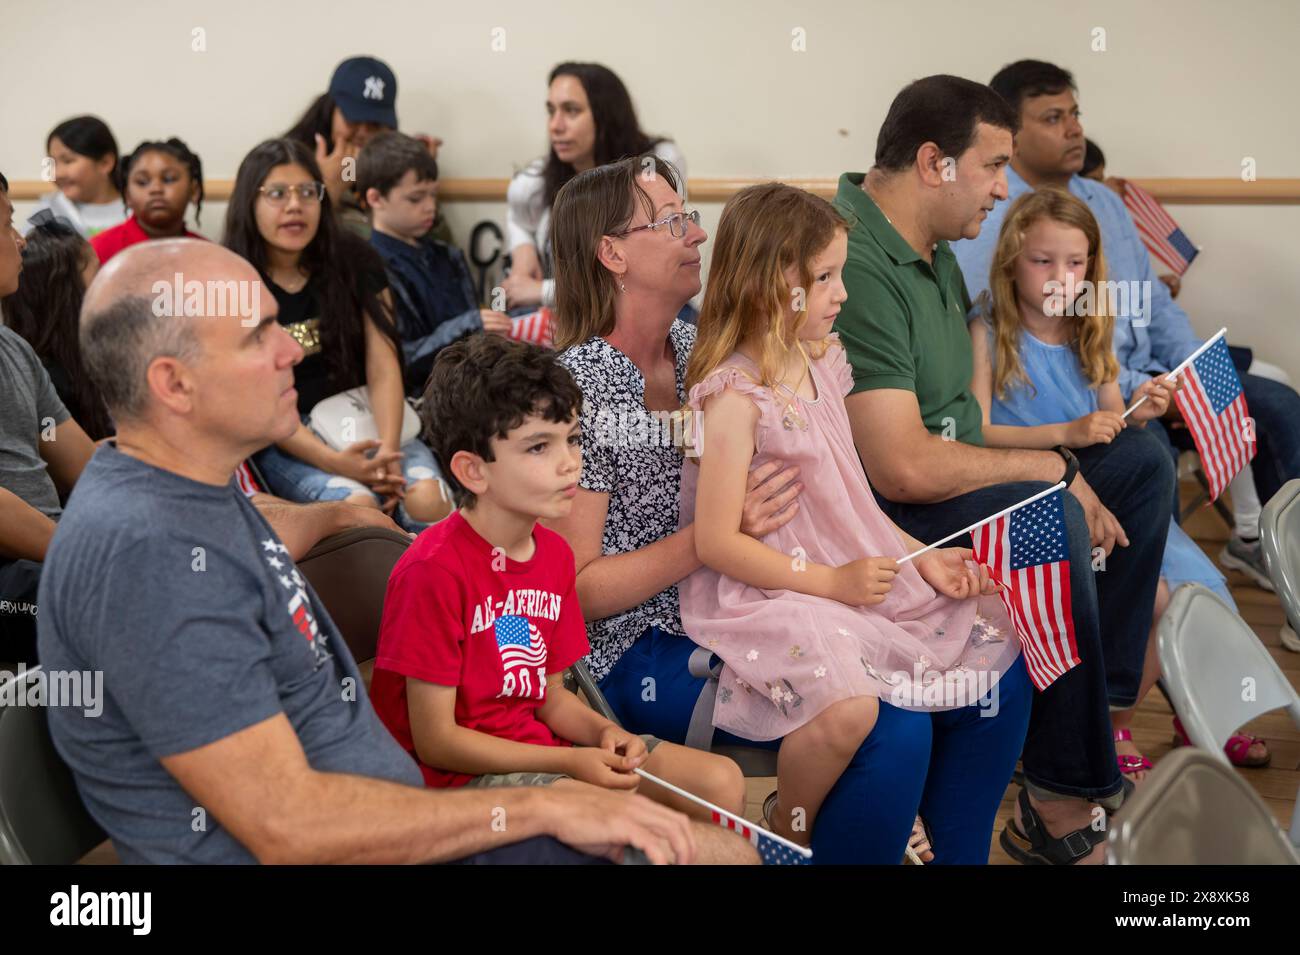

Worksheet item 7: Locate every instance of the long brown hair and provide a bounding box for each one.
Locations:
[686,183,848,394]
[551,155,682,351]
[986,188,1118,399]
[541,63,667,208]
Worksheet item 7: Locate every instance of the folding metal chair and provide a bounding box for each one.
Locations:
[297,526,413,666]
[1108,746,1298,864]
[1261,478,1300,651]
[568,648,778,777]
[1157,583,1300,845]
[0,669,106,864]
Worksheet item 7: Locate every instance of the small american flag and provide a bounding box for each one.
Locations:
[509,307,554,348]
[710,811,811,865]
[972,490,1080,691]
[1173,336,1255,501]
[1121,180,1199,276]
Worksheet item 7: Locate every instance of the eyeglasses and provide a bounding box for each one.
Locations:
[611,208,701,240]
[258,182,325,207]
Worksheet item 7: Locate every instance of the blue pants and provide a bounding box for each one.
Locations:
[599,627,1032,864]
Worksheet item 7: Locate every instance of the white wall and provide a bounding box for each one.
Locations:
[4,0,1298,372]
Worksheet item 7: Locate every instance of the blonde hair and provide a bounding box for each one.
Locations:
[986,188,1118,399]
[550,155,683,351]
[685,182,849,395]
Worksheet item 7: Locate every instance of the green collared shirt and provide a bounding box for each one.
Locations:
[833,172,984,446]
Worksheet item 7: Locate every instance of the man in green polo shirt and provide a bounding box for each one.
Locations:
[833,75,1175,865]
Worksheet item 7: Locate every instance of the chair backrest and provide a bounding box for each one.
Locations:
[1108,747,1298,864]
[1261,478,1300,626]
[0,670,106,865]
[297,527,412,665]
[1159,584,1300,758]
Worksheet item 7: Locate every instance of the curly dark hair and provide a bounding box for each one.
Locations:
[118,137,204,225]
[422,335,582,508]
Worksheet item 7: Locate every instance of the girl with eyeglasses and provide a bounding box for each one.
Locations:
[89,137,205,264]
[501,62,686,311]
[223,138,452,531]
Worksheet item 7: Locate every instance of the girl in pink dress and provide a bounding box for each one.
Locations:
[679,183,1026,859]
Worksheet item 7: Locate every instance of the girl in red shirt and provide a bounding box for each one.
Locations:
[90,138,205,263]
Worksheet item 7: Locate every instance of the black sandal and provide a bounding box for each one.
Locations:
[999,788,1106,865]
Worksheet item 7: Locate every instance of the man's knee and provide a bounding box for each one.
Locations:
[1057,491,1101,571]
[1118,427,1176,495]
[1243,373,1300,425]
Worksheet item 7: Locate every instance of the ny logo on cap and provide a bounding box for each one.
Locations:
[363,76,385,100]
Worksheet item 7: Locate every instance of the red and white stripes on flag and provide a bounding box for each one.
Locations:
[1173,336,1255,501]
[1121,180,1200,276]
[971,490,1080,691]
[234,460,262,498]
[509,307,555,349]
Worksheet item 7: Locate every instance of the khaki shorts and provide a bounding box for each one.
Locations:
[463,734,662,789]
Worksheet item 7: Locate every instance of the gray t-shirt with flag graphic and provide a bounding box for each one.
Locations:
[37,444,422,863]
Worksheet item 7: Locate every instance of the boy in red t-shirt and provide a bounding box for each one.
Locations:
[371,336,746,820]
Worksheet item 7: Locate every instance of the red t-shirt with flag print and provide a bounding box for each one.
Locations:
[370,511,591,788]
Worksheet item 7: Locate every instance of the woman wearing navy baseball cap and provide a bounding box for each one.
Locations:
[285,55,450,242]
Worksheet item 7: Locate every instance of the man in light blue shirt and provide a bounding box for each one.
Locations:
[953,59,1300,596]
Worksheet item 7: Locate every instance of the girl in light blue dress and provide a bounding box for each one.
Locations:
[967,188,1269,778]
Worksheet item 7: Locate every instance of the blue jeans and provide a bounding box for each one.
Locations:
[255,434,444,533]
[1240,372,1300,504]
[598,626,1032,863]
[444,835,611,865]
[875,426,1174,803]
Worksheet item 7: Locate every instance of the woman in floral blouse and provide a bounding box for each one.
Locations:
[550,156,800,744]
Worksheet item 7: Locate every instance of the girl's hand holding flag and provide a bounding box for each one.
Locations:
[913,547,1004,600]
[1126,375,1176,424]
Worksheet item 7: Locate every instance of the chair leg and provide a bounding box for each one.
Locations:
[1188,466,1235,529]
[569,660,619,723]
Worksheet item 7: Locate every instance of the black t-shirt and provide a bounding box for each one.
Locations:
[267,246,390,417]
[268,280,335,416]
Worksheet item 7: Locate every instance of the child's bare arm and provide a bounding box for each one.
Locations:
[1098,381,1127,416]
[536,675,617,747]
[407,678,575,777]
[693,388,895,606]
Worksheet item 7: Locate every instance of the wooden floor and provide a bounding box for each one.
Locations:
[739,484,1300,862]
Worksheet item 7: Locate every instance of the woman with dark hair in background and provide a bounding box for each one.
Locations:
[1,213,113,439]
[34,116,126,239]
[501,62,687,311]
[223,138,452,529]
[284,55,452,244]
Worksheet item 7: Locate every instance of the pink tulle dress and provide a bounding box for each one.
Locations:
[678,337,1021,742]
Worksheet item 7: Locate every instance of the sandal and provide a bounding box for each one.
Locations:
[1172,716,1270,767]
[761,790,778,830]
[906,815,933,865]
[999,788,1106,865]
[1113,728,1153,778]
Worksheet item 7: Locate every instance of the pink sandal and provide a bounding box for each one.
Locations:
[1172,716,1270,767]
[1114,728,1153,777]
